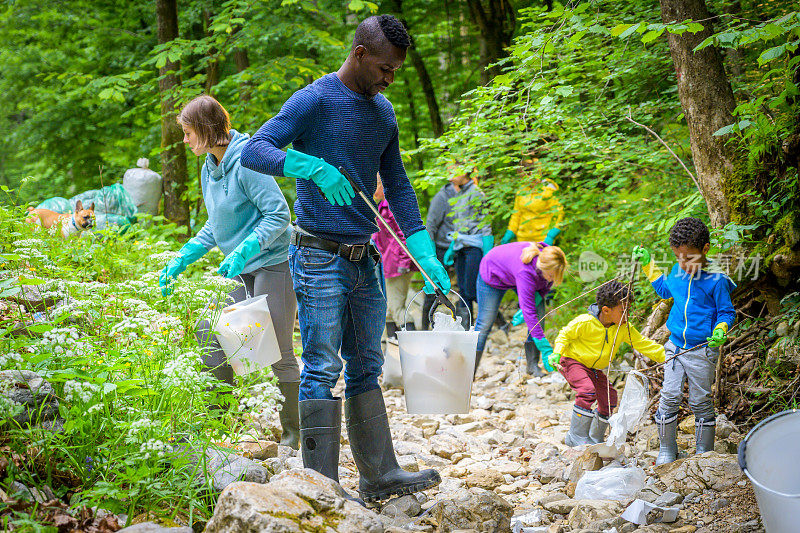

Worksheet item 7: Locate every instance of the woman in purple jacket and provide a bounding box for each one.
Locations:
[474,242,567,376]
[372,180,419,338]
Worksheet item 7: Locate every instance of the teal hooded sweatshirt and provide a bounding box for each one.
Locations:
[194,129,291,274]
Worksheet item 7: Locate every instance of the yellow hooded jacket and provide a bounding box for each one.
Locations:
[507,179,564,242]
[554,305,665,369]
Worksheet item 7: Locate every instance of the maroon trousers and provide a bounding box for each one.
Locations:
[560,357,618,417]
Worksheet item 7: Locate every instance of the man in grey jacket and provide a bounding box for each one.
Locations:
[424,170,493,328]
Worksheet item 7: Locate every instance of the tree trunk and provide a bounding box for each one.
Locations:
[233,47,252,103]
[466,0,516,84]
[659,0,737,227]
[156,0,189,230]
[388,0,444,137]
[203,8,220,94]
[403,76,423,169]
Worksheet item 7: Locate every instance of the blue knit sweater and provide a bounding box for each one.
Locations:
[241,73,424,244]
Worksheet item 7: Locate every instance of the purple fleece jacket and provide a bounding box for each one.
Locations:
[478,242,553,339]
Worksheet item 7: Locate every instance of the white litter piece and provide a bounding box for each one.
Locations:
[431,311,465,331]
[574,466,646,501]
[607,371,649,446]
[621,499,679,525]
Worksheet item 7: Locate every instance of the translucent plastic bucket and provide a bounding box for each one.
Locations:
[738,409,800,532]
[212,294,280,375]
[397,290,477,414]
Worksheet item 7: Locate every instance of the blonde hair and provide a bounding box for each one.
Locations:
[521,243,567,286]
[176,95,231,151]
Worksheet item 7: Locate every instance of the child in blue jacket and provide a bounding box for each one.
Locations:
[633,217,736,465]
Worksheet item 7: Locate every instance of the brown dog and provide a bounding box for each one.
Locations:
[27,200,95,238]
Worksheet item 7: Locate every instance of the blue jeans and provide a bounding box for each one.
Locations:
[474,274,545,353]
[289,244,386,401]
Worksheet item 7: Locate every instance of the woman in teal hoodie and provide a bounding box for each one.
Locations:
[159,95,300,448]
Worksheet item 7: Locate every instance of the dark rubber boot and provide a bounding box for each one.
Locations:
[404,322,416,331]
[385,321,398,340]
[345,388,441,502]
[299,398,342,482]
[524,340,545,377]
[473,350,483,378]
[278,381,300,450]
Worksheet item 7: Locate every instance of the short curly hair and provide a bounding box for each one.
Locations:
[669,217,710,249]
[353,15,411,52]
[596,280,631,310]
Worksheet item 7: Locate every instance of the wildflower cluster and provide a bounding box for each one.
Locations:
[63,380,98,404]
[139,438,170,460]
[162,350,209,390]
[238,381,283,426]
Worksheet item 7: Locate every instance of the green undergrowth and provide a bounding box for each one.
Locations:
[0,204,282,529]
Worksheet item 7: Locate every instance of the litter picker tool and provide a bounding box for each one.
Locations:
[337,166,457,318]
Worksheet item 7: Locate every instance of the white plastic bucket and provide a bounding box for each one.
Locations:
[397,290,477,414]
[738,409,800,532]
[212,294,280,375]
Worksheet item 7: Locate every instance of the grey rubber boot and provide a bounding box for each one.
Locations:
[655,412,680,465]
[564,406,595,447]
[588,410,609,444]
[299,398,342,482]
[385,321,398,340]
[524,340,545,377]
[695,417,716,454]
[278,381,300,450]
[345,388,441,502]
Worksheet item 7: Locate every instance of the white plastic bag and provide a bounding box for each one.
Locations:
[382,339,404,389]
[574,466,646,501]
[607,371,649,446]
[123,158,162,215]
[212,295,280,375]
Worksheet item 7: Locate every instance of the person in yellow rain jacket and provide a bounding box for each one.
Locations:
[549,280,665,447]
[500,159,564,245]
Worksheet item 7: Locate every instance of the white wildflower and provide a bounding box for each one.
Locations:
[140,438,169,460]
[63,380,98,403]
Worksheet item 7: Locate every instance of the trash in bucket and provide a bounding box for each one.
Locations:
[398,290,477,414]
[738,409,800,533]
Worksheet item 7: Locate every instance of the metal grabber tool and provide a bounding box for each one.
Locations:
[337,166,457,318]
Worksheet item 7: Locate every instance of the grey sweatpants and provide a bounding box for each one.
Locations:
[657,339,718,420]
[195,261,300,385]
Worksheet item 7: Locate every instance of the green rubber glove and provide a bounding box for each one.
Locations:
[284,149,354,207]
[500,229,516,245]
[218,233,261,279]
[632,245,651,265]
[482,235,494,255]
[406,230,451,294]
[707,325,727,348]
[548,351,562,369]
[443,240,456,266]
[534,337,554,371]
[160,239,209,296]
[544,227,561,245]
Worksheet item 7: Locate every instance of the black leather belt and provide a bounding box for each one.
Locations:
[291,231,379,263]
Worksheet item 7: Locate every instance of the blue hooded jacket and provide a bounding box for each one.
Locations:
[194,129,291,274]
[648,262,736,350]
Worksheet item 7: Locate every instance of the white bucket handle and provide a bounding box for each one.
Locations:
[402,289,472,330]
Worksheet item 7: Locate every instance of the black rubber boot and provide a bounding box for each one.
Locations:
[404,322,416,331]
[524,340,545,377]
[345,388,441,502]
[299,398,342,482]
[278,381,300,450]
[385,321,398,340]
[473,350,483,378]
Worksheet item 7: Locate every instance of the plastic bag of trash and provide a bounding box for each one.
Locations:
[606,371,649,446]
[574,466,646,501]
[123,158,162,215]
[72,183,137,230]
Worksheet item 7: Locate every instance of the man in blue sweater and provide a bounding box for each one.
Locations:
[241,15,449,503]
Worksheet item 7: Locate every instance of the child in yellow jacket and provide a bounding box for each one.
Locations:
[550,280,665,446]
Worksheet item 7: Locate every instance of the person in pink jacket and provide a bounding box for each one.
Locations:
[373,180,418,338]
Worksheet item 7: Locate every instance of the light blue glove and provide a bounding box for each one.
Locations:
[512,309,524,326]
[406,230,451,295]
[500,229,516,245]
[534,337,555,372]
[543,227,561,245]
[218,233,261,279]
[284,149,354,207]
[443,241,456,266]
[482,235,494,255]
[160,239,208,296]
